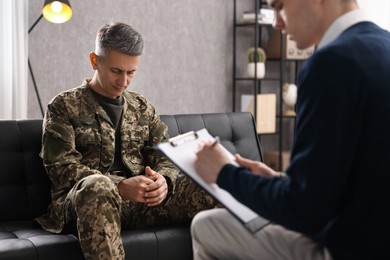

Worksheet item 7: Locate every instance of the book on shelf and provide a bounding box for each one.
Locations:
[241,8,275,24]
[240,18,274,25]
[241,94,276,134]
[242,8,274,19]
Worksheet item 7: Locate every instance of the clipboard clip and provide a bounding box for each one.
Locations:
[169,131,199,147]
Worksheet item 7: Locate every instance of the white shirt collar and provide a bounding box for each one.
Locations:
[317,9,370,49]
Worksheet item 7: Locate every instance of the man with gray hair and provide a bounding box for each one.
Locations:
[191,0,390,259]
[36,22,217,260]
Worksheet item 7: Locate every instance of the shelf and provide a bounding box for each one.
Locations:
[257,132,279,136]
[267,58,307,62]
[235,22,273,27]
[233,0,294,171]
[276,114,296,119]
[234,77,281,81]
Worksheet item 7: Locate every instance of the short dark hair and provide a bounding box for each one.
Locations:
[95,22,144,58]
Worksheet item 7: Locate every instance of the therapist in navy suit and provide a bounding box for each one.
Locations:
[191,0,390,259]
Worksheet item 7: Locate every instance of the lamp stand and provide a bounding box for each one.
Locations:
[28,14,45,117]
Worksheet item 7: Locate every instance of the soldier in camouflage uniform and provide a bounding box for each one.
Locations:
[36,22,218,260]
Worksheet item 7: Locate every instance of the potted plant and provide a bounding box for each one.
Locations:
[247,47,266,79]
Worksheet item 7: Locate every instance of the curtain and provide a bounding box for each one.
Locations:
[0,0,28,119]
[357,0,390,31]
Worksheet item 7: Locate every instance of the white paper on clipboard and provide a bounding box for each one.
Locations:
[156,128,269,233]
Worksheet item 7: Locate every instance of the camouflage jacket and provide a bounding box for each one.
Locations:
[36,79,179,233]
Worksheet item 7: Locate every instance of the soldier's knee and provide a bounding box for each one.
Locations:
[76,174,120,203]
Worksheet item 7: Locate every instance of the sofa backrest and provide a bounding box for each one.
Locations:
[160,112,262,161]
[0,119,50,222]
[0,112,262,221]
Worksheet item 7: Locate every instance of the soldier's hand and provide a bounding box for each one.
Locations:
[117,175,154,203]
[144,166,168,206]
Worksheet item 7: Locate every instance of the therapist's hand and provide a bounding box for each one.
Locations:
[195,142,230,184]
[235,154,278,177]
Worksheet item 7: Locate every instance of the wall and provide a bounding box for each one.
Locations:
[28,0,242,118]
[28,0,291,154]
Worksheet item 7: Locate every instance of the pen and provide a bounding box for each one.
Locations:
[211,136,220,147]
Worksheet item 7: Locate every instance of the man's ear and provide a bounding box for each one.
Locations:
[89,52,98,70]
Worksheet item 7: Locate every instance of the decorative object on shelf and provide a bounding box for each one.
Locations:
[282,83,297,116]
[247,47,267,79]
[266,30,315,60]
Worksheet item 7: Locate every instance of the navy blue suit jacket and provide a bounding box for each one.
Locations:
[218,22,390,259]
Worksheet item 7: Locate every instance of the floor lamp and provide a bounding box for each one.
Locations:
[28,0,72,117]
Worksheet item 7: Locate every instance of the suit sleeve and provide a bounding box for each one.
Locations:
[217,48,365,235]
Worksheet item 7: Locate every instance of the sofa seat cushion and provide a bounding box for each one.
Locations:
[0,221,191,260]
[0,221,83,260]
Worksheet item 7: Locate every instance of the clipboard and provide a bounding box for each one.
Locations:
[156,128,270,233]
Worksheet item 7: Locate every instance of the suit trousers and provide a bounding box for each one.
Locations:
[191,208,333,260]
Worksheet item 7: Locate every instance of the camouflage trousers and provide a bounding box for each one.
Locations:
[63,173,219,260]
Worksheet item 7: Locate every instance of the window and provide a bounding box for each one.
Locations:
[358,0,390,31]
[0,0,28,119]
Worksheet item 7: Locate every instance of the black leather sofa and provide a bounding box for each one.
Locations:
[0,112,262,260]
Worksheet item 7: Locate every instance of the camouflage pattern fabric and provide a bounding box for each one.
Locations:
[120,174,217,229]
[63,174,124,260]
[36,79,219,259]
[63,173,217,259]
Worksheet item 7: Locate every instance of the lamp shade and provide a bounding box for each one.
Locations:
[42,0,72,24]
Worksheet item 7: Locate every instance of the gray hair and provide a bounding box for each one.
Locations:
[95,22,144,59]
